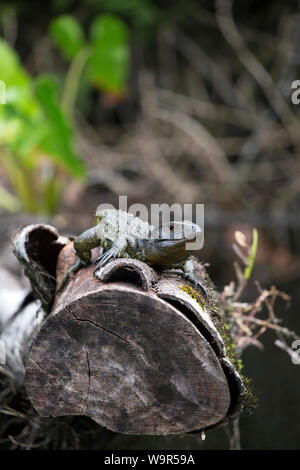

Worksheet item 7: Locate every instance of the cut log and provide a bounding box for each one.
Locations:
[10,224,244,435]
[23,238,244,435]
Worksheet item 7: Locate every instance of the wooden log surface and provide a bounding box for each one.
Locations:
[23,234,244,435]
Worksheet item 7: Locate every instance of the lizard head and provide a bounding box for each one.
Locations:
[142,221,202,267]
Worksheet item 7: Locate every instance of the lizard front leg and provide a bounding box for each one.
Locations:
[93,236,128,274]
[57,226,101,293]
[181,258,208,300]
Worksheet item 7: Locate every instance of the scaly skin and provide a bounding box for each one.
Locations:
[57,209,207,298]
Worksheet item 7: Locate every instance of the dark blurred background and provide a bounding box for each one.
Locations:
[0,0,300,449]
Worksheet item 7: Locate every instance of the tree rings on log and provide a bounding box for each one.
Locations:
[24,235,244,435]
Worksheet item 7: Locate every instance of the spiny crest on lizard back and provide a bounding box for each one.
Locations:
[94,208,153,241]
[57,207,207,298]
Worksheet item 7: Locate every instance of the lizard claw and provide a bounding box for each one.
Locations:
[93,249,120,274]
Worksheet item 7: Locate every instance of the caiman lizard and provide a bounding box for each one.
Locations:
[57,208,207,298]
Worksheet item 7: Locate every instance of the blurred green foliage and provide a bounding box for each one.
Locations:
[0,0,195,215]
[88,14,130,94]
[90,0,160,34]
[50,13,130,96]
[0,10,131,214]
[0,37,85,214]
[50,14,86,60]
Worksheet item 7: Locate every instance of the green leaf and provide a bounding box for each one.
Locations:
[0,185,21,212]
[1,151,39,213]
[88,14,130,94]
[35,75,85,178]
[0,112,24,144]
[244,228,258,280]
[50,15,86,60]
[0,37,29,86]
[0,104,44,167]
[0,38,38,115]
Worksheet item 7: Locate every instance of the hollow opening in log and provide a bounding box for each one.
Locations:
[25,227,63,279]
[162,298,240,424]
[103,266,145,287]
